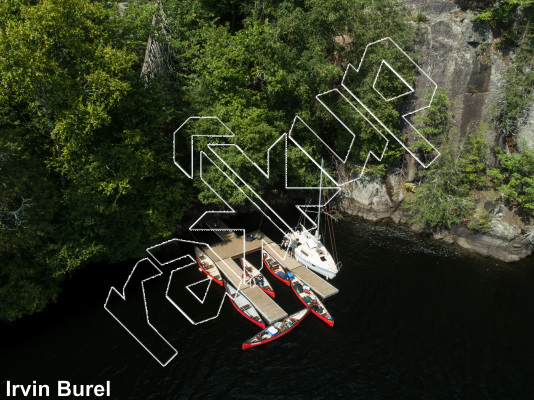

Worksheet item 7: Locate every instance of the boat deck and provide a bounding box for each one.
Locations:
[203,249,287,324]
[263,246,339,300]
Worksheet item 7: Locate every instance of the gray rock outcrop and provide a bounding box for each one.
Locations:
[516,105,534,150]
[432,226,532,262]
[490,219,521,240]
[337,176,396,221]
[461,14,493,44]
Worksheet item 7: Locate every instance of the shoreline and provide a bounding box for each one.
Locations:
[335,178,533,263]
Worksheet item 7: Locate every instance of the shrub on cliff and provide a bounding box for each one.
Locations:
[489,148,534,215]
[403,92,491,229]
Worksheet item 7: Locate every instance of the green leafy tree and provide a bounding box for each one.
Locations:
[0,0,191,320]
[410,90,453,163]
[0,0,420,320]
[458,123,491,190]
[489,148,534,214]
[404,131,477,229]
[475,1,534,35]
[165,0,416,199]
[0,127,60,321]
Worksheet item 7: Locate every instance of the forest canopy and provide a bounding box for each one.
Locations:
[0,0,415,320]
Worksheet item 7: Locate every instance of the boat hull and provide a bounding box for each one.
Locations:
[195,256,223,286]
[286,271,334,327]
[244,272,275,298]
[260,285,275,298]
[292,289,334,327]
[262,253,290,286]
[312,308,334,327]
[294,251,337,280]
[242,308,310,350]
[241,258,275,298]
[224,282,265,329]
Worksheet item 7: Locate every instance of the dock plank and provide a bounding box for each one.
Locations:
[241,287,287,324]
[204,218,237,241]
[207,231,266,260]
[206,254,243,288]
[290,266,339,299]
[203,250,287,324]
[263,246,339,300]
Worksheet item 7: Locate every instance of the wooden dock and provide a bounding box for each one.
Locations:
[199,217,338,321]
[204,218,237,241]
[263,246,339,300]
[207,229,267,259]
[203,248,287,324]
[239,286,287,324]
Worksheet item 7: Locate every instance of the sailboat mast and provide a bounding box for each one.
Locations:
[316,158,323,239]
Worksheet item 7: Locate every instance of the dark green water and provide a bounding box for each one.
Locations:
[1,215,534,399]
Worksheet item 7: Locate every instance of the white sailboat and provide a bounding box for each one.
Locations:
[285,159,340,280]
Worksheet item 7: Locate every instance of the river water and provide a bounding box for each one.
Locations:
[1,214,534,399]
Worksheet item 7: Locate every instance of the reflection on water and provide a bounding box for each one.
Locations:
[1,214,534,399]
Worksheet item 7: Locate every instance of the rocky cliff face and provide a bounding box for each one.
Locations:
[336,1,534,262]
[401,0,511,181]
[432,226,532,262]
[402,0,534,151]
[405,1,503,132]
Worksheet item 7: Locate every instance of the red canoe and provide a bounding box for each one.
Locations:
[224,280,265,329]
[241,257,275,298]
[242,308,310,350]
[262,252,290,286]
[286,269,334,327]
[194,246,223,286]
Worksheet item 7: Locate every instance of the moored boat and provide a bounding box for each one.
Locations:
[262,252,290,286]
[194,246,223,286]
[283,159,340,280]
[224,280,265,329]
[284,227,339,280]
[242,308,310,350]
[286,269,334,327]
[240,257,275,298]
